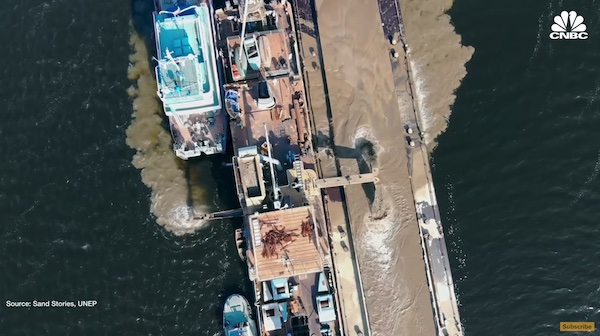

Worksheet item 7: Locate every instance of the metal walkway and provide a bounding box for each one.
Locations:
[313,169,379,189]
[195,169,380,221]
[193,208,244,221]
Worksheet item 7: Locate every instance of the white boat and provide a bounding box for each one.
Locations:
[223,294,258,336]
[153,1,228,159]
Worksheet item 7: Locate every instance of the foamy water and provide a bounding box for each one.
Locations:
[408,61,436,144]
[353,126,385,157]
[361,189,396,272]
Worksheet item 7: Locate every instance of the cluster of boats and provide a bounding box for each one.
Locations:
[151,0,341,335]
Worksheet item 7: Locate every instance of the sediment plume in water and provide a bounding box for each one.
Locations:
[401,0,475,148]
[126,31,210,235]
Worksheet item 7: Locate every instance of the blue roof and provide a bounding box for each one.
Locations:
[153,5,221,114]
[316,294,336,322]
[271,278,291,301]
[271,278,287,288]
[279,302,288,322]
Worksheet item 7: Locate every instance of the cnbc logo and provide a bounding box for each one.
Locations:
[550,11,588,40]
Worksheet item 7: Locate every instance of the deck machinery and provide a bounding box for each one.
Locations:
[216,0,338,335]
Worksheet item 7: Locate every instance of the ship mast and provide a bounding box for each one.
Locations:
[159,5,197,17]
[264,123,281,208]
[238,0,251,61]
[165,49,180,71]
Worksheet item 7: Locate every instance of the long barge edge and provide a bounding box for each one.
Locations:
[378,0,464,336]
[373,0,465,333]
[410,146,463,336]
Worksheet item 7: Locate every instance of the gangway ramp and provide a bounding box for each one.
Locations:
[193,208,244,221]
[314,169,379,189]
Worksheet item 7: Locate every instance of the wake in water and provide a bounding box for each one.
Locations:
[362,188,397,272]
[126,31,210,235]
[360,183,428,335]
[351,127,392,263]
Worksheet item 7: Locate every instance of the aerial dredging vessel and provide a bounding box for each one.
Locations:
[152,0,380,335]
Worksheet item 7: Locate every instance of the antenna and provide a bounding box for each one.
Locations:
[164,48,184,88]
[159,5,198,17]
[238,0,251,61]
[165,48,180,70]
[264,123,280,207]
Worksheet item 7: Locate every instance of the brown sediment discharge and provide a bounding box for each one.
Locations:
[401,0,474,148]
[300,0,472,334]
[126,31,210,235]
[309,0,437,334]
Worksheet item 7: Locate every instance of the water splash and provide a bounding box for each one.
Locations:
[354,125,385,155]
[408,60,435,145]
[361,188,398,272]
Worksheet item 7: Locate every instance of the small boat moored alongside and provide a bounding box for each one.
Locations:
[235,228,247,261]
[223,294,258,336]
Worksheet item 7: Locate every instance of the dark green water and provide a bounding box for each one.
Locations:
[436,0,600,335]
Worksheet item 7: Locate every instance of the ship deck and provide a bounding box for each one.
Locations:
[169,110,227,152]
[214,0,341,334]
[292,273,323,336]
[264,272,332,336]
[153,2,227,158]
[240,157,261,197]
[216,1,295,82]
[154,4,221,110]
[229,77,315,170]
[226,30,292,81]
[247,207,322,281]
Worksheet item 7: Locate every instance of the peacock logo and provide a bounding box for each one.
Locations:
[550,11,588,40]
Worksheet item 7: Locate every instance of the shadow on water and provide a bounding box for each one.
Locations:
[131,0,157,60]
[184,163,194,212]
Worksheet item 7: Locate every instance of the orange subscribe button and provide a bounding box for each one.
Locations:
[560,322,595,332]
